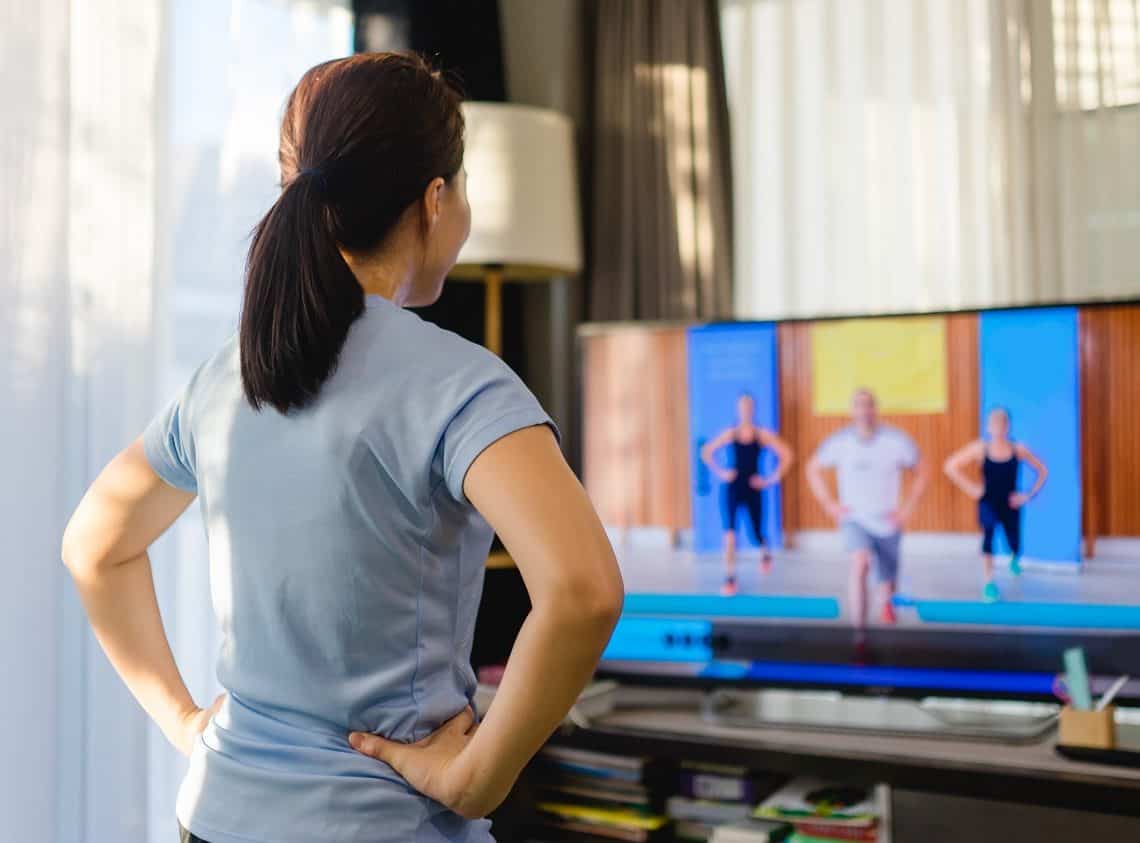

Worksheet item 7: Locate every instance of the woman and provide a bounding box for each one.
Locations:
[944,407,1048,603]
[61,53,623,843]
[700,392,793,596]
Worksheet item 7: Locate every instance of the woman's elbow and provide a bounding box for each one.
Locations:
[595,577,625,627]
[597,553,625,623]
[60,520,83,570]
[60,519,109,579]
[559,567,624,630]
[60,529,93,577]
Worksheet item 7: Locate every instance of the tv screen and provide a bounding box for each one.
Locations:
[580,303,1140,698]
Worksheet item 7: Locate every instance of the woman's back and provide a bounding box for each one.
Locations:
[148,295,552,842]
[63,52,621,843]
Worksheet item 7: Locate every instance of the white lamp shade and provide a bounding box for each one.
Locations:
[454,102,583,279]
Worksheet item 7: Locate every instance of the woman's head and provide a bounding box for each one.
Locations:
[987,407,1011,439]
[241,52,467,413]
[736,392,756,423]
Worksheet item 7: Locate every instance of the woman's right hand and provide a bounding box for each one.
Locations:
[349,707,489,819]
[718,468,738,483]
[968,482,985,501]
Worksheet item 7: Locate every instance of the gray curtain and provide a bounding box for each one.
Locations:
[589,0,734,321]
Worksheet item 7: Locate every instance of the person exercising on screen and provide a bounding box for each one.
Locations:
[944,407,1048,603]
[701,392,793,596]
[806,389,930,628]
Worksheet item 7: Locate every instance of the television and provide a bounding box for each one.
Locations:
[580,302,1140,702]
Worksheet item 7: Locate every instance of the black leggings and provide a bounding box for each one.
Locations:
[722,483,763,545]
[979,500,1021,555]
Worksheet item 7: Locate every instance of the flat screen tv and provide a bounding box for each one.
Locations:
[580,302,1140,700]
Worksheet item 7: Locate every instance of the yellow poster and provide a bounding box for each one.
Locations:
[811,316,948,415]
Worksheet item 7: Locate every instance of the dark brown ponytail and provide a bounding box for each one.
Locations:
[240,53,464,413]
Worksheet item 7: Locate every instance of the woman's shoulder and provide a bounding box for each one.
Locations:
[353,309,538,432]
[178,334,241,405]
[365,304,506,375]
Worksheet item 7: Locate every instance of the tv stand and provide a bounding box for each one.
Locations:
[701,688,1058,743]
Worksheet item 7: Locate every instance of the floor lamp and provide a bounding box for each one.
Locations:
[450,102,582,566]
[450,102,582,357]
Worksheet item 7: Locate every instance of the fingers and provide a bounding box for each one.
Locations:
[349,731,397,764]
[445,706,475,735]
[350,705,474,763]
[346,707,471,766]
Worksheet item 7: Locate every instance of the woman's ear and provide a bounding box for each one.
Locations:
[422,176,446,230]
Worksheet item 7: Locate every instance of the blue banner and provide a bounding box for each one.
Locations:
[687,323,783,552]
[978,308,1081,563]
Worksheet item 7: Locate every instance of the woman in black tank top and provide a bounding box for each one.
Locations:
[944,408,1049,602]
[700,393,794,596]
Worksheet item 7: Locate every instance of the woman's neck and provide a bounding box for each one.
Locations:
[341,244,417,306]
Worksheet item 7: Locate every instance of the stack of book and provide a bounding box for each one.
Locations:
[752,778,889,843]
[667,763,786,842]
[532,746,669,841]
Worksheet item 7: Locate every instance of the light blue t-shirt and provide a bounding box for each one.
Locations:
[143,294,554,843]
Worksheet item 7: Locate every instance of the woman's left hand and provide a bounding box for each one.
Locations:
[349,707,486,817]
[748,474,767,490]
[1009,492,1030,509]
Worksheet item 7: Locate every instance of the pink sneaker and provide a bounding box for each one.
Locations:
[880,601,898,625]
[720,577,738,597]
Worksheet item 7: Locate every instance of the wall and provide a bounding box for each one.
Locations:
[582,316,982,536]
[582,326,690,532]
[1081,304,1140,540]
[498,0,591,466]
[498,0,587,125]
[778,315,981,536]
[581,307,1140,542]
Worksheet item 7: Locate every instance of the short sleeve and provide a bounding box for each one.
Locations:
[143,386,198,493]
[814,431,843,468]
[895,430,920,468]
[439,362,558,503]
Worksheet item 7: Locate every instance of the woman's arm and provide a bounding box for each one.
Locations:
[350,425,623,818]
[943,440,985,500]
[700,428,738,482]
[757,428,794,486]
[1013,443,1049,506]
[61,439,221,756]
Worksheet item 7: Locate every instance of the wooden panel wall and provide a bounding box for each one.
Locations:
[1081,305,1140,539]
[581,306,1140,541]
[777,315,982,536]
[581,327,691,530]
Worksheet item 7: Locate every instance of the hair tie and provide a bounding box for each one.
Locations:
[297,166,329,196]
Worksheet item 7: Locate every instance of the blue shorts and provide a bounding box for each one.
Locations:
[841,522,901,583]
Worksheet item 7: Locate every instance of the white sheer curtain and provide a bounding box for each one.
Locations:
[721,0,1140,319]
[2,1,162,840]
[1,0,76,838]
[1,1,351,841]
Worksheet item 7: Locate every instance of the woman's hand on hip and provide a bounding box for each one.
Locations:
[349,706,486,818]
[171,693,224,757]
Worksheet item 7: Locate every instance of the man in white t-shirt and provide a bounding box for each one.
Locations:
[806,389,930,629]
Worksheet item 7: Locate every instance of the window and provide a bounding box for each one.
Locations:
[721,0,1140,319]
